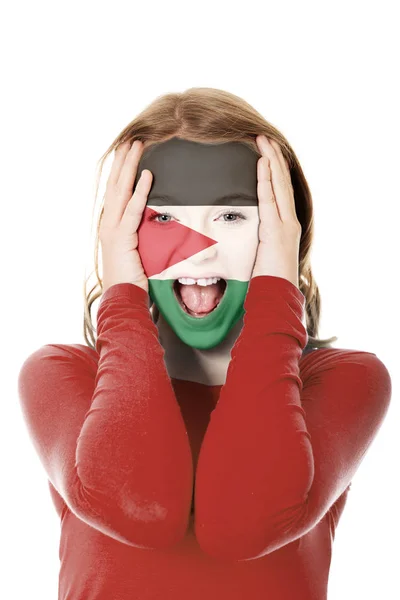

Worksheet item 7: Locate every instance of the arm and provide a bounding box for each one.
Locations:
[18,283,193,549]
[194,275,392,560]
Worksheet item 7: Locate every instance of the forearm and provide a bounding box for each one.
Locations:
[194,275,311,560]
[76,283,193,546]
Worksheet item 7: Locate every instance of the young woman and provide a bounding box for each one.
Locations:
[18,87,392,599]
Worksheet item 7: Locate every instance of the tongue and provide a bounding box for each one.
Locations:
[180,282,223,314]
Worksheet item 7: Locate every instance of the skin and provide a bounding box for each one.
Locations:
[148,136,301,385]
[135,138,261,351]
[157,300,246,386]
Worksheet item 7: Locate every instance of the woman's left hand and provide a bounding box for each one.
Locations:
[251,135,302,290]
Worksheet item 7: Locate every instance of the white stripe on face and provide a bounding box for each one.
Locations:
[147,204,260,282]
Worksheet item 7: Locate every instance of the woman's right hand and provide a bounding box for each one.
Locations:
[100,140,153,295]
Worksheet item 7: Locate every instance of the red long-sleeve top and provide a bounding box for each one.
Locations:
[17,275,392,599]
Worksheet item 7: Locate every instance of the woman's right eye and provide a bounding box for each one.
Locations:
[148,212,174,223]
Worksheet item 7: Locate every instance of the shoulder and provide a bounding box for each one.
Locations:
[18,343,99,381]
[301,345,390,373]
[300,346,392,410]
[18,343,100,415]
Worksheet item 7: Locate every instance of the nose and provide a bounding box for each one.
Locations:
[186,243,218,265]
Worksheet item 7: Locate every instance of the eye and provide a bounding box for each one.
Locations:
[149,210,247,225]
[149,211,174,223]
[218,210,246,224]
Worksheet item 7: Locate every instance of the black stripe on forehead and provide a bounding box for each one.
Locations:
[134,137,260,207]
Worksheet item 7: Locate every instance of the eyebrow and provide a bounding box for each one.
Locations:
[147,193,258,207]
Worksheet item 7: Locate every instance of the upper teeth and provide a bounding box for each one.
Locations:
[178,277,221,286]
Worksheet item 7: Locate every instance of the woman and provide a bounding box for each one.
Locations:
[17,87,392,599]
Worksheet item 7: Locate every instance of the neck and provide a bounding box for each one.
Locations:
[154,311,244,385]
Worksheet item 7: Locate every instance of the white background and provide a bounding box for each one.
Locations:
[3,0,398,598]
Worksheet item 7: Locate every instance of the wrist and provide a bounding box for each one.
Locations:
[251,269,299,290]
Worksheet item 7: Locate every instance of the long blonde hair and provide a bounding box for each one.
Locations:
[82,87,338,351]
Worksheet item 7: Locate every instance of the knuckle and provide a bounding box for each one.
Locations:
[266,193,276,204]
[114,186,125,200]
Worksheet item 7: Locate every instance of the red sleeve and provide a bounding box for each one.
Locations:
[17,283,193,548]
[194,275,392,561]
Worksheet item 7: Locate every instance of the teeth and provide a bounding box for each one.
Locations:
[178,277,221,286]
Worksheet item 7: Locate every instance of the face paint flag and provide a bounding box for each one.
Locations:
[137,207,218,280]
[134,137,260,349]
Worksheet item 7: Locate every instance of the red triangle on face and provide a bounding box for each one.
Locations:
[137,206,218,278]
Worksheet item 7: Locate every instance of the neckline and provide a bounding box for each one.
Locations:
[169,347,326,389]
[170,377,222,389]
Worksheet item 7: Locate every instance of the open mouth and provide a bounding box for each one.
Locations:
[173,279,227,318]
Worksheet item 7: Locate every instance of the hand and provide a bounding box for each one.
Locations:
[251,135,301,289]
[100,140,153,294]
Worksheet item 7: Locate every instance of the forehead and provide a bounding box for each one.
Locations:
[134,137,260,207]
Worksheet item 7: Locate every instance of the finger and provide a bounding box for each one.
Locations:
[268,139,298,224]
[269,139,291,183]
[257,157,282,229]
[256,136,295,223]
[103,141,144,226]
[106,141,134,189]
[121,169,153,234]
[116,140,144,193]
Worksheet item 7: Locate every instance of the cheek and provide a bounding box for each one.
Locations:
[223,224,259,280]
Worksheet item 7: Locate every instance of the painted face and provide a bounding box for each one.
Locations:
[134,137,260,350]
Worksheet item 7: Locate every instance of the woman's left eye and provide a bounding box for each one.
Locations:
[149,210,246,224]
[219,210,246,224]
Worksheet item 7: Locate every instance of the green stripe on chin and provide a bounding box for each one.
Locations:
[148,278,248,320]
